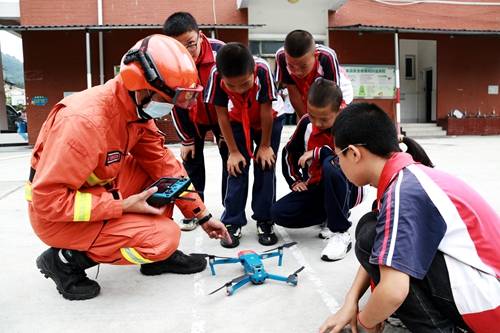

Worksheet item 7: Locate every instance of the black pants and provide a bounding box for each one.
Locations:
[355,212,470,333]
[271,156,359,232]
[182,124,228,204]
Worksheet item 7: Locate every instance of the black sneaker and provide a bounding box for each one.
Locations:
[140,250,207,275]
[257,221,278,246]
[36,248,100,300]
[220,225,241,248]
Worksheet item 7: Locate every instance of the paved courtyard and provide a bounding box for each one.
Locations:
[1,130,499,333]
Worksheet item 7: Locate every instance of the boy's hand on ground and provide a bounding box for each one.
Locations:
[181,144,195,161]
[298,150,314,168]
[256,146,276,170]
[319,302,359,333]
[227,152,247,177]
[122,187,166,215]
[292,181,308,192]
[201,218,232,244]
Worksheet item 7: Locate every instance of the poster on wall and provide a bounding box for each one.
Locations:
[344,65,396,99]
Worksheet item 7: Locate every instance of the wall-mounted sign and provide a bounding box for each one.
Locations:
[344,65,396,99]
[488,85,499,95]
[31,95,48,106]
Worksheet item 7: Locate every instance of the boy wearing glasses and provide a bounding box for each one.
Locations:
[272,78,363,261]
[205,43,284,248]
[163,12,228,231]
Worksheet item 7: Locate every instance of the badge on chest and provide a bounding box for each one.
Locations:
[106,151,122,165]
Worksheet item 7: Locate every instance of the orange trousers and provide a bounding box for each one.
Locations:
[32,156,181,265]
[87,156,181,265]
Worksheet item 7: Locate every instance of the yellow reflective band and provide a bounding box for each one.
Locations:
[86,173,102,186]
[179,183,195,198]
[25,182,32,201]
[73,191,92,222]
[86,173,114,186]
[120,247,153,265]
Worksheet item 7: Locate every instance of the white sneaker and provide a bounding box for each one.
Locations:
[320,231,352,261]
[318,225,334,239]
[179,218,199,231]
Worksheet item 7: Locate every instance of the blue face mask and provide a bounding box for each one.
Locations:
[143,101,174,119]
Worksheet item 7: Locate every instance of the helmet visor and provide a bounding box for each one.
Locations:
[172,85,203,109]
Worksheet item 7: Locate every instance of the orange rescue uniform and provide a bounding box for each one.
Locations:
[26,76,206,265]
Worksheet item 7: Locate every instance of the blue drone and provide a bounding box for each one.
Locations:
[195,242,305,296]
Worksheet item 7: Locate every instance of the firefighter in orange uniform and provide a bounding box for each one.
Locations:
[26,34,231,300]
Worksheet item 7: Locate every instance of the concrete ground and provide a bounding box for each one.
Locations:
[1,129,499,333]
[0,132,29,147]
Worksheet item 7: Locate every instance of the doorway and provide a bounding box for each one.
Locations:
[425,69,433,122]
[399,39,437,123]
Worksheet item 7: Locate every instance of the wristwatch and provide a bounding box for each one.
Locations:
[197,213,212,226]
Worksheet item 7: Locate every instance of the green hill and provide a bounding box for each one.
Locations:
[1,53,24,88]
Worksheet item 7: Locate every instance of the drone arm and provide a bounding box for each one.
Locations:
[227,276,252,296]
[266,273,289,283]
[209,257,240,275]
[259,251,284,266]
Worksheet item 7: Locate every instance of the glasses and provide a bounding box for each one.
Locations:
[184,34,199,51]
[333,143,367,164]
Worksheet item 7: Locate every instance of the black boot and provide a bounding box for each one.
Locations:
[36,247,100,300]
[140,250,207,275]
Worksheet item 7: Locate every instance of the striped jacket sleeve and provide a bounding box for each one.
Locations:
[274,47,294,85]
[317,45,341,85]
[204,66,228,107]
[255,59,278,103]
[370,170,447,279]
[281,116,309,188]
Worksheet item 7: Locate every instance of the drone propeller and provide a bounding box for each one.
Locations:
[190,253,234,259]
[262,241,298,253]
[291,266,305,276]
[209,274,249,295]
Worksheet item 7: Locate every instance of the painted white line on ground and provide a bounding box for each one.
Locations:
[0,153,31,161]
[275,227,341,313]
[0,184,24,201]
[191,233,206,333]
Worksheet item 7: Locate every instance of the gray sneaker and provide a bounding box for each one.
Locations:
[180,218,199,231]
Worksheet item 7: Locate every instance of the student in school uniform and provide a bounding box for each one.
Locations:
[319,103,499,333]
[272,78,363,261]
[275,30,352,119]
[205,43,284,248]
[163,12,228,231]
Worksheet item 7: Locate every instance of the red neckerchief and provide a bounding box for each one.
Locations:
[196,32,215,68]
[190,33,218,132]
[376,152,417,208]
[290,53,319,113]
[306,124,334,185]
[221,71,259,159]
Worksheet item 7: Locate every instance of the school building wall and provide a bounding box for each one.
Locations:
[330,30,500,124]
[330,31,396,119]
[23,28,248,143]
[20,0,247,25]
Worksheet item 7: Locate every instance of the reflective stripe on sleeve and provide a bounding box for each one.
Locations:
[73,191,92,221]
[25,182,32,201]
[120,247,153,265]
[86,172,114,186]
